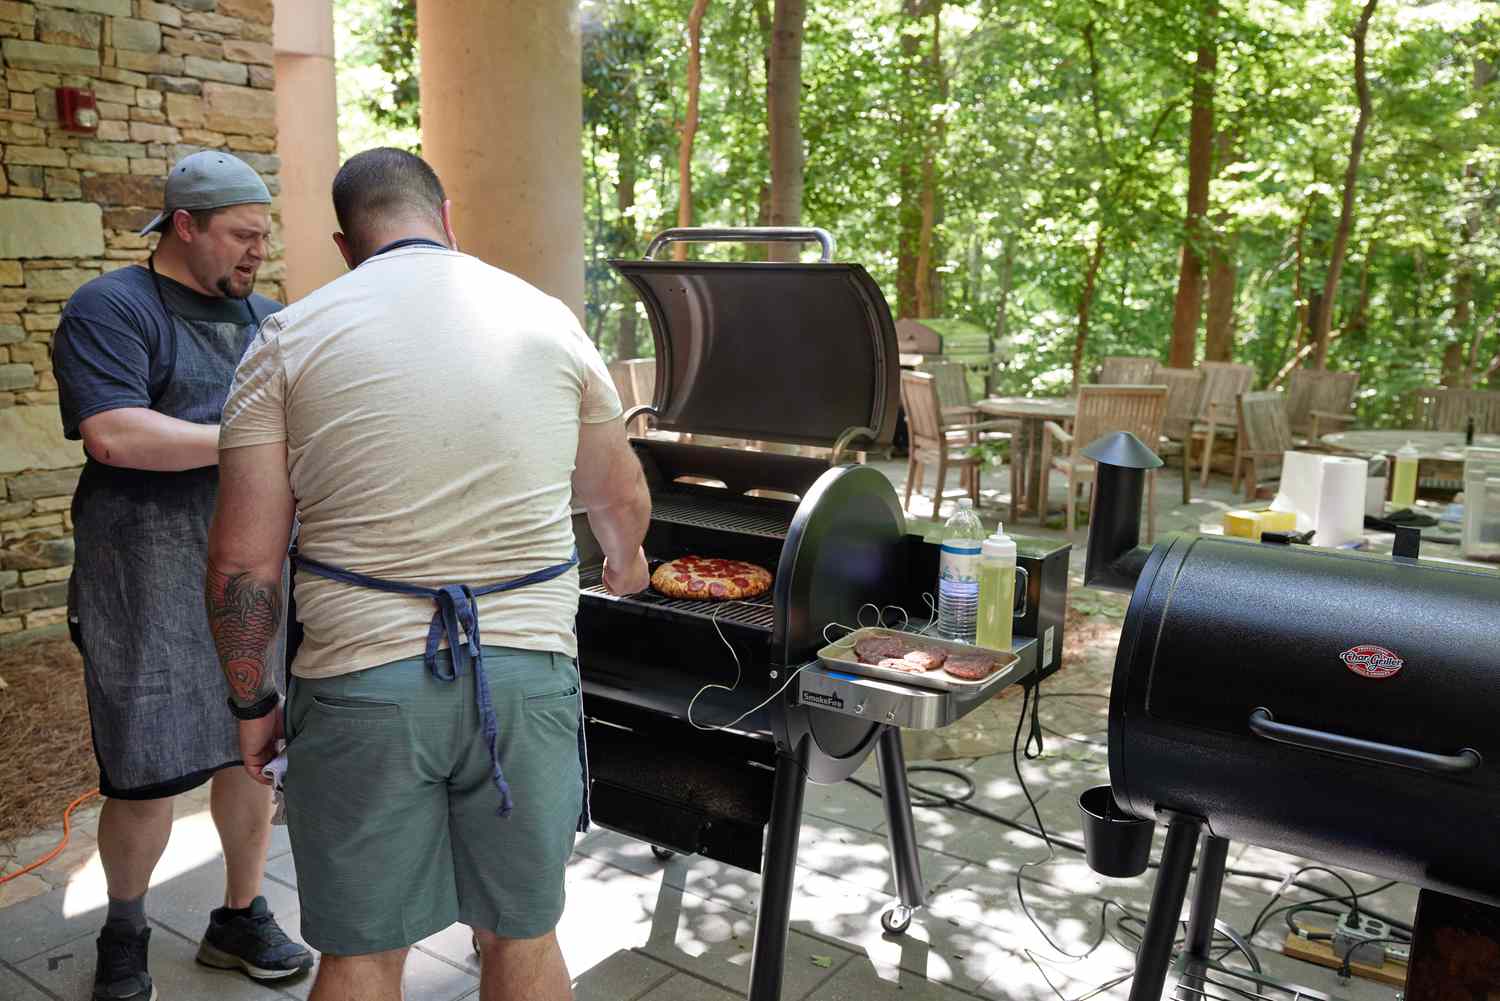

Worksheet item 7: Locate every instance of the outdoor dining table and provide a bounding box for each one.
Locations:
[1320,429,1500,459]
[1321,429,1500,494]
[976,395,1078,521]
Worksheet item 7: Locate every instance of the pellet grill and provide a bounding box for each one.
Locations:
[572,228,1070,1001]
[1076,432,1500,1001]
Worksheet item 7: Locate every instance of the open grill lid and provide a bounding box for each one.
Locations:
[610,227,900,449]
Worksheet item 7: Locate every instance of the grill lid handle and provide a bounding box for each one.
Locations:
[644,227,836,262]
[1248,707,1481,776]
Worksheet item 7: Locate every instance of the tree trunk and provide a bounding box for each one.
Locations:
[1073,232,1108,392]
[895,0,925,315]
[1459,58,1496,384]
[1313,0,1378,369]
[1204,127,1237,362]
[766,0,805,262]
[913,3,944,317]
[1204,235,1236,362]
[1167,0,1217,369]
[672,0,710,262]
[616,145,640,359]
[992,237,1013,395]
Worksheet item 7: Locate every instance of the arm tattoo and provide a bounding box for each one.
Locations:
[205,562,282,707]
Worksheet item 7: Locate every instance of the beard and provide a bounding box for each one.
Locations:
[216,270,255,299]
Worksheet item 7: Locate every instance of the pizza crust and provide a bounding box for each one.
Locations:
[650,556,774,601]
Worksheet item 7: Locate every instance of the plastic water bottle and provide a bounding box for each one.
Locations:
[937,498,985,642]
[976,523,1017,651]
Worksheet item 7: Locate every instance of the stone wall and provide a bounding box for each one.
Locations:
[0,0,282,647]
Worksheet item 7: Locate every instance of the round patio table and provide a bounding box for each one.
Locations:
[1320,429,1500,459]
[976,396,1078,521]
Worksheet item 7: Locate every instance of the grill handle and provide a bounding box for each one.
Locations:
[644,227,836,262]
[1248,708,1481,775]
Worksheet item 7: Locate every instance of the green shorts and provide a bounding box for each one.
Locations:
[283,646,585,956]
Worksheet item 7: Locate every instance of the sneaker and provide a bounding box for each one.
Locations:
[93,923,156,1001]
[195,896,313,981]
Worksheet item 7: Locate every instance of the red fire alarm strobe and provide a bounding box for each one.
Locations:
[57,87,99,134]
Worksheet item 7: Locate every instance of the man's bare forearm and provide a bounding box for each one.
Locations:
[585,474,651,566]
[205,560,282,707]
[81,407,220,471]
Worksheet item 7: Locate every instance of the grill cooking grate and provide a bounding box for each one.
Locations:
[579,562,777,631]
[650,494,793,539]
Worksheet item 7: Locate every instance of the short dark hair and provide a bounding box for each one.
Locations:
[187,207,226,230]
[331,147,446,245]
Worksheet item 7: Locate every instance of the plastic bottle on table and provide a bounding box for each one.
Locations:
[936,498,985,643]
[976,523,1017,652]
[1391,442,1420,509]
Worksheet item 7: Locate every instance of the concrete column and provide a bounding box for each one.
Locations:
[418,1,586,321]
[273,0,345,302]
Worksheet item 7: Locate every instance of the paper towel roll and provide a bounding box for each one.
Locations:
[1314,456,1368,547]
[1272,451,1330,532]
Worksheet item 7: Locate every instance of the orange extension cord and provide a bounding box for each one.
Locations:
[0,789,100,885]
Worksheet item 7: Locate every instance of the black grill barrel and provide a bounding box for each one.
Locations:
[1081,432,1162,593]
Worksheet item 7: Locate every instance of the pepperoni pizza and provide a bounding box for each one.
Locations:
[650,556,774,601]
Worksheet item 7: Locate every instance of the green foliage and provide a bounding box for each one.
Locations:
[338,0,1500,422]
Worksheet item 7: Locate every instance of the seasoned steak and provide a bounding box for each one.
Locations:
[945,655,1001,681]
[854,636,911,664]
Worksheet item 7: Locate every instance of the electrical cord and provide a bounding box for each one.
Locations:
[0,789,99,886]
[1339,937,1408,978]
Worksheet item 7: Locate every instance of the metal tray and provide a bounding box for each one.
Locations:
[817,626,1020,692]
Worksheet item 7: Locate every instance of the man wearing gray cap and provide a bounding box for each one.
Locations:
[52,151,312,1001]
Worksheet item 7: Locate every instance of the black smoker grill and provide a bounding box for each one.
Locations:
[1077,432,1500,1000]
[572,228,1070,1001]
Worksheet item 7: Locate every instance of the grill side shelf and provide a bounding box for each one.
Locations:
[579,562,777,632]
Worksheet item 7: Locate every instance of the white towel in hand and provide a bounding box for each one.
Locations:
[260,743,289,826]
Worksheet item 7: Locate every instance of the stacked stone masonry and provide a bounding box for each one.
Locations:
[0,0,283,646]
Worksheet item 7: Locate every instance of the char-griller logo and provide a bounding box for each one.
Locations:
[801,690,845,710]
[1339,645,1404,679]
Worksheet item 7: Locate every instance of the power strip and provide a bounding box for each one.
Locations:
[1330,910,1397,964]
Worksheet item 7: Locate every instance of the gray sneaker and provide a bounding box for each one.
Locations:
[195,896,313,981]
[93,923,157,1001]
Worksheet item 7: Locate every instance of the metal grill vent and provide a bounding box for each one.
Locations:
[579,562,777,632]
[649,494,792,539]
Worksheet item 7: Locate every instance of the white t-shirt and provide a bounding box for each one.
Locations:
[220,245,622,678]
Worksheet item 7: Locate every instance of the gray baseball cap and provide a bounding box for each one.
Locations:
[138,150,272,237]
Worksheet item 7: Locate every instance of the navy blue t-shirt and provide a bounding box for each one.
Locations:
[53,265,280,439]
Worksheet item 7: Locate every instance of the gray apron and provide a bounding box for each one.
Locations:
[70,263,285,797]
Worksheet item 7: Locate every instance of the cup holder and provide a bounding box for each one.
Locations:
[1078,785,1153,878]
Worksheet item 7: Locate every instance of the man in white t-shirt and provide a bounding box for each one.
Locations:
[204,147,650,1001]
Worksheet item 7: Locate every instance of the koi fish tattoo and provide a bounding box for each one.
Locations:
[205,562,282,707]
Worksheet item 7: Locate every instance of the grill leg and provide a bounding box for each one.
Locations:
[747,740,810,1001]
[1184,833,1230,961]
[1128,814,1202,1001]
[875,725,926,928]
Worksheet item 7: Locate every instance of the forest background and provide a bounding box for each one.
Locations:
[334,0,1497,426]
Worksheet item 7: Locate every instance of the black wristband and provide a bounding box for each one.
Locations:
[227,690,279,720]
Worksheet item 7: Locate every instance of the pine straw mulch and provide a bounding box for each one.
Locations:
[0,639,97,844]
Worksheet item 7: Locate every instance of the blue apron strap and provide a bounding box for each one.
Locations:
[295,551,579,820]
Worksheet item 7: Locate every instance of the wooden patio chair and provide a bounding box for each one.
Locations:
[899,371,1013,517]
[1233,390,1296,500]
[919,359,982,424]
[1099,356,1158,385]
[1038,384,1168,541]
[1154,366,1205,504]
[1409,387,1500,434]
[1285,368,1359,442]
[1195,362,1256,487]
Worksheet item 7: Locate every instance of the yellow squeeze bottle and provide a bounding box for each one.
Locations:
[1391,442,1420,509]
[976,524,1017,651]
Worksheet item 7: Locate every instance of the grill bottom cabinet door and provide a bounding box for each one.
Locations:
[584,710,775,873]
